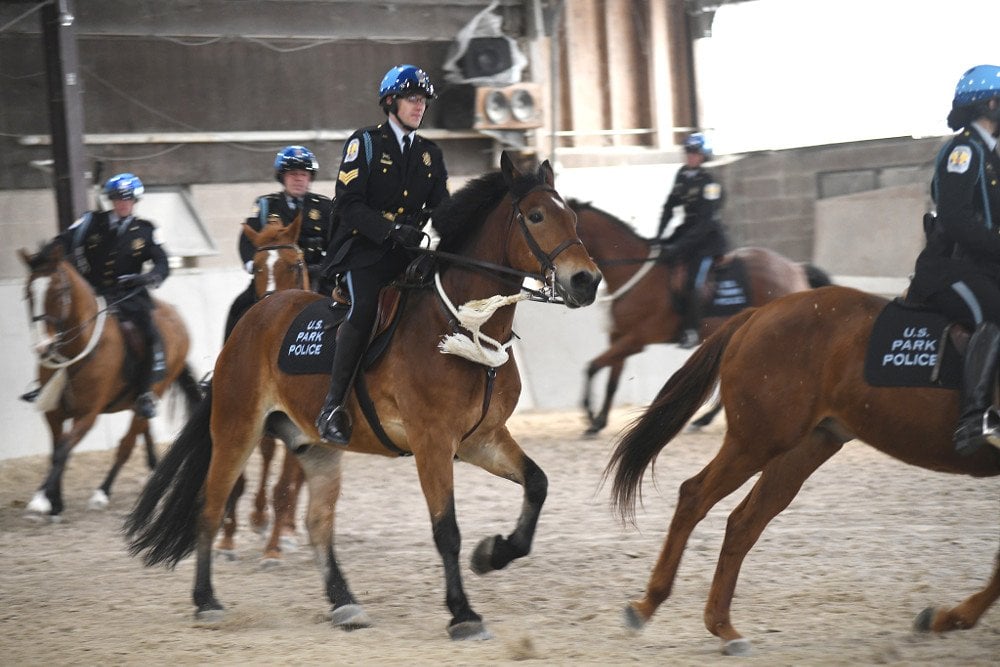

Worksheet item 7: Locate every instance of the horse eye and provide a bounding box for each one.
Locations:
[528,211,544,224]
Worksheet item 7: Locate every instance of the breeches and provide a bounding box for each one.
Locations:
[924,274,1000,328]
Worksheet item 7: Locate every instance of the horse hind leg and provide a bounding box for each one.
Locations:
[702,429,842,656]
[214,473,246,558]
[262,446,305,564]
[91,415,148,510]
[250,436,277,533]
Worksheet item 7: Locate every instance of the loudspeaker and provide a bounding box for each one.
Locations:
[459,37,514,79]
[435,83,543,131]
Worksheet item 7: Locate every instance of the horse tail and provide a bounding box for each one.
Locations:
[802,263,833,288]
[124,384,213,568]
[604,308,757,524]
[175,363,204,413]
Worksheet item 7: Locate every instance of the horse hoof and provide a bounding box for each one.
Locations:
[259,556,283,569]
[88,490,110,510]
[622,604,646,631]
[194,608,225,624]
[448,620,492,641]
[25,491,51,516]
[914,607,935,632]
[722,638,751,656]
[329,604,372,630]
[470,535,499,575]
[215,548,238,561]
[279,535,299,551]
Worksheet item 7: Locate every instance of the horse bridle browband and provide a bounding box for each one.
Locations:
[253,243,307,296]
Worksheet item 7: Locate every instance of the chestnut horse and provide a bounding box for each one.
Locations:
[19,243,202,518]
[217,214,308,563]
[605,285,1000,656]
[126,153,602,640]
[570,201,830,434]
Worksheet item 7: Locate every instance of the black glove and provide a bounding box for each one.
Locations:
[389,224,424,248]
[657,243,680,260]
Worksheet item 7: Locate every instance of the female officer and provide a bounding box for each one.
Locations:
[908,64,1000,455]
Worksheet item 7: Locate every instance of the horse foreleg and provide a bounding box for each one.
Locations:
[583,336,642,435]
[414,441,490,640]
[250,436,277,533]
[915,551,1000,633]
[92,416,149,510]
[702,431,841,656]
[215,473,245,557]
[262,447,305,562]
[29,412,99,518]
[625,430,769,634]
[296,445,371,630]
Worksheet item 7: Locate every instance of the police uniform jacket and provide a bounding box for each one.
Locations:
[656,166,728,260]
[240,191,334,269]
[910,126,1000,299]
[54,209,169,304]
[322,123,448,276]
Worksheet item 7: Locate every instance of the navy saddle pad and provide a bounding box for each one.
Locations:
[705,259,751,318]
[277,299,349,375]
[863,299,961,389]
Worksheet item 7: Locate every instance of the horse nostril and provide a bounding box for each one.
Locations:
[571,270,601,293]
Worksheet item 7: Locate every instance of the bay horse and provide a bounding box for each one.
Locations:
[125,152,602,640]
[569,201,830,434]
[605,285,1000,656]
[19,243,202,518]
[217,214,309,563]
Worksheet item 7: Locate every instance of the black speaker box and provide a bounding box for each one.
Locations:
[459,37,514,79]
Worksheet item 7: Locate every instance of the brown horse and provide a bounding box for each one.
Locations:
[19,243,202,518]
[126,153,602,640]
[570,200,830,434]
[605,285,1000,656]
[216,214,309,563]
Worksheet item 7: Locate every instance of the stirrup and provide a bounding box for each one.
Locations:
[678,328,700,349]
[982,407,1000,448]
[316,405,352,445]
[134,391,158,419]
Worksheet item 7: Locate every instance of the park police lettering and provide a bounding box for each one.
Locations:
[287,318,325,356]
[714,279,746,306]
[882,326,937,368]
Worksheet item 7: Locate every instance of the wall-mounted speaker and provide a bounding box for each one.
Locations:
[459,37,515,79]
[436,83,543,131]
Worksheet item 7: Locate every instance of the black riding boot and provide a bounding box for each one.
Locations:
[134,325,164,419]
[953,321,1000,456]
[679,291,702,349]
[315,321,368,445]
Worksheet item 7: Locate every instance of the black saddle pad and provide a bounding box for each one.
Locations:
[705,259,751,318]
[863,299,961,389]
[277,299,349,375]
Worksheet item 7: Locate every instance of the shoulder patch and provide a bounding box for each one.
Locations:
[947,145,972,174]
[703,182,722,201]
[344,138,359,163]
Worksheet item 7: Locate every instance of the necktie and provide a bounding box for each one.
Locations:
[402,135,411,160]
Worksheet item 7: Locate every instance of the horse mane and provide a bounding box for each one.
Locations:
[433,168,547,254]
[567,198,646,241]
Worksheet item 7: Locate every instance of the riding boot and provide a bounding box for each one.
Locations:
[953,321,1000,456]
[678,290,702,349]
[133,321,161,420]
[315,320,369,445]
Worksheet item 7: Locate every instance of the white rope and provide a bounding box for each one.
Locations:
[597,244,661,303]
[434,272,526,367]
[36,296,109,370]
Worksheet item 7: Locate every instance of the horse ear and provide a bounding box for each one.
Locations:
[242,222,263,248]
[500,151,520,188]
[284,212,303,244]
[18,247,33,267]
[537,160,555,188]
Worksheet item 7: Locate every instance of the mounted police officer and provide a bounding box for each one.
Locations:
[23,173,170,418]
[908,64,1000,456]
[656,132,729,349]
[223,145,334,340]
[315,64,449,444]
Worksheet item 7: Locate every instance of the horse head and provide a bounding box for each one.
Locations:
[499,151,602,308]
[19,242,85,360]
[242,213,308,297]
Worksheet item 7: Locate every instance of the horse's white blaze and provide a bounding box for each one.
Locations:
[265,249,279,293]
[26,490,51,514]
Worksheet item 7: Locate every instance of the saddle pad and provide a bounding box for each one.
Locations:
[277,299,349,375]
[863,299,961,389]
[705,259,751,318]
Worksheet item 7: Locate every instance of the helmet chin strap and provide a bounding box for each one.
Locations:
[390,107,418,134]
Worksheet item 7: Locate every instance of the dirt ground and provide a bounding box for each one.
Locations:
[1,408,998,666]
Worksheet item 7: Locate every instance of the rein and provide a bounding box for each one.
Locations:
[29,266,113,369]
[598,243,662,303]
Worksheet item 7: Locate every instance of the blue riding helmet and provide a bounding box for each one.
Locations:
[378,64,436,104]
[952,64,1000,109]
[274,145,318,182]
[683,132,713,160]
[103,173,144,200]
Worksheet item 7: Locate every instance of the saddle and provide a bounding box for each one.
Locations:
[863,298,968,389]
[668,256,752,319]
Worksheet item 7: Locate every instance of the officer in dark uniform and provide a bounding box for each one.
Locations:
[908,64,1000,456]
[30,173,170,418]
[656,132,729,349]
[223,145,334,340]
[315,64,449,444]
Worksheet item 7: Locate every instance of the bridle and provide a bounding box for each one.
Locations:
[26,262,109,369]
[252,243,307,298]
